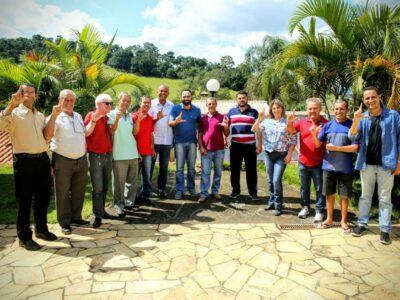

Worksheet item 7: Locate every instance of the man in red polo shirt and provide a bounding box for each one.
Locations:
[287,97,327,221]
[85,93,113,228]
[133,96,156,205]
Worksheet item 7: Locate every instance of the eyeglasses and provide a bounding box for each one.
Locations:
[102,102,112,106]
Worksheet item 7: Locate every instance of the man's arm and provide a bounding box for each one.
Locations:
[0,88,24,131]
[169,111,185,127]
[109,111,122,135]
[326,143,358,153]
[287,112,297,134]
[198,132,207,155]
[43,104,63,142]
[256,131,262,154]
[349,103,366,137]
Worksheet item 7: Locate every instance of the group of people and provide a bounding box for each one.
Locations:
[0,83,399,251]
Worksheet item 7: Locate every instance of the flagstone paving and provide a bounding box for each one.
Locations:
[0,221,399,299]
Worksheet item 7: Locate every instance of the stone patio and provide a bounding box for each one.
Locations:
[0,171,399,299]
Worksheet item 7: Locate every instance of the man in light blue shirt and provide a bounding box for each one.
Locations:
[349,86,400,245]
[108,92,139,217]
[169,90,201,199]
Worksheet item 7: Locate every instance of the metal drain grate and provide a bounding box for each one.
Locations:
[277,222,343,230]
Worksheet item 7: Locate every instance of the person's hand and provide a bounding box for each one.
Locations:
[175,112,186,124]
[309,121,322,135]
[51,103,63,118]
[157,108,165,120]
[287,111,296,124]
[116,110,123,120]
[392,162,400,175]
[200,146,207,155]
[152,149,157,158]
[138,155,142,163]
[256,145,262,154]
[284,154,292,164]
[91,112,103,122]
[10,87,24,107]
[218,116,229,129]
[354,103,367,121]
[326,143,336,151]
[137,109,145,122]
[258,108,266,120]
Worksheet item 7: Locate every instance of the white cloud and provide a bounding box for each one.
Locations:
[0,0,105,40]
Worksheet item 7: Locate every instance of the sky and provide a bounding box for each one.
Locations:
[0,0,397,64]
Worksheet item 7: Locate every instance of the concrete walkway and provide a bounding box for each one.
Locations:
[0,171,399,299]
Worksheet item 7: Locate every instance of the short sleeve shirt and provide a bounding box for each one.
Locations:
[84,111,112,154]
[227,105,258,144]
[293,117,328,167]
[132,112,154,156]
[259,118,296,152]
[149,99,174,145]
[169,104,201,144]
[198,112,225,151]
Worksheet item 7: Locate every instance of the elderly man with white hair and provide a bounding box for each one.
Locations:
[44,89,89,235]
[84,93,113,228]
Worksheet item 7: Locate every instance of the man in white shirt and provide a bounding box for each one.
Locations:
[149,84,174,198]
[44,89,89,235]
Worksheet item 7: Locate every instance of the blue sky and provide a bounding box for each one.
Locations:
[0,0,397,64]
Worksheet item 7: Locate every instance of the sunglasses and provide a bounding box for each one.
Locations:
[102,102,112,106]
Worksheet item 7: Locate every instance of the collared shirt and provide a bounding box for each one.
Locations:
[293,116,328,167]
[318,118,356,174]
[0,104,48,154]
[84,111,112,154]
[169,103,201,144]
[199,112,225,151]
[149,99,173,145]
[49,111,86,159]
[349,107,400,171]
[132,112,154,156]
[227,105,258,144]
[258,118,296,153]
[107,109,138,160]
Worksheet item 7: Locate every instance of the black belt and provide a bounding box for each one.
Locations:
[14,152,47,158]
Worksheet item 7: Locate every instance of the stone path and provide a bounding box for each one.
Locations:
[0,222,399,299]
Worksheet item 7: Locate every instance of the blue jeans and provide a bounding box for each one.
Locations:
[138,155,152,198]
[151,144,171,192]
[264,151,287,210]
[175,143,197,194]
[358,165,394,233]
[200,150,225,197]
[88,153,112,218]
[298,161,325,213]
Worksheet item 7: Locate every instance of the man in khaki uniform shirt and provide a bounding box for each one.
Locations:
[0,83,57,251]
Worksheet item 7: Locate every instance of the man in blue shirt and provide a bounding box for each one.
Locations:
[349,86,400,245]
[311,99,358,234]
[169,90,201,199]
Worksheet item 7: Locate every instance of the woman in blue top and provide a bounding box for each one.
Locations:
[252,99,296,216]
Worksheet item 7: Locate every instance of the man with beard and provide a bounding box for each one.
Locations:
[287,98,328,222]
[84,93,113,228]
[0,84,57,250]
[169,90,201,199]
[227,91,262,201]
[349,86,400,245]
[149,85,174,198]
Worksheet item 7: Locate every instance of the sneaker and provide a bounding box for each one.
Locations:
[114,204,126,217]
[274,210,282,216]
[19,239,41,251]
[229,192,240,199]
[352,225,367,237]
[212,194,222,200]
[93,218,102,228]
[249,195,259,201]
[298,207,310,219]
[35,231,58,241]
[175,193,182,200]
[198,195,207,203]
[61,226,72,235]
[314,212,324,222]
[380,231,391,245]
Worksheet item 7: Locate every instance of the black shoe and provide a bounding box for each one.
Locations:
[352,225,367,237]
[103,211,114,219]
[19,239,41,251]
[71,219,90,226]
[61,226,72,235]
[35,231,58,241]
[229,192,240,199]
[249,195,259,201]
[380,231,391,245]
[159,190,167,199]
[93,218,102,228]
[274,210,282,216]
[265,204,274,210]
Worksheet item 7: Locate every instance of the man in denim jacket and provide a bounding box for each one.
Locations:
[349,86,400,245]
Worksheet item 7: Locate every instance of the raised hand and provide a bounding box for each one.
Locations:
[91,112,103,122]
[116,110,123,120]
[258,108,266,120]
[175,112,186,124]
[287,111,296,124]
[218,116,229,129]
[137,109,145,122]
[11,87,24,107]
[309,121,322,135]
[157,108,165,120]
[52,103,63,117]
[353,103,365,120]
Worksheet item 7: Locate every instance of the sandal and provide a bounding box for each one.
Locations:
[318,222,333,229]
[341,226,351,235]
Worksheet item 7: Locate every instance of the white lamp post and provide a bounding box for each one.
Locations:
[206,79,220,97]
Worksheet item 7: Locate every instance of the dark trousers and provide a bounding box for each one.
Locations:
[151,144,172,192]
[230,142,258,196]
[13,153,51,241]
